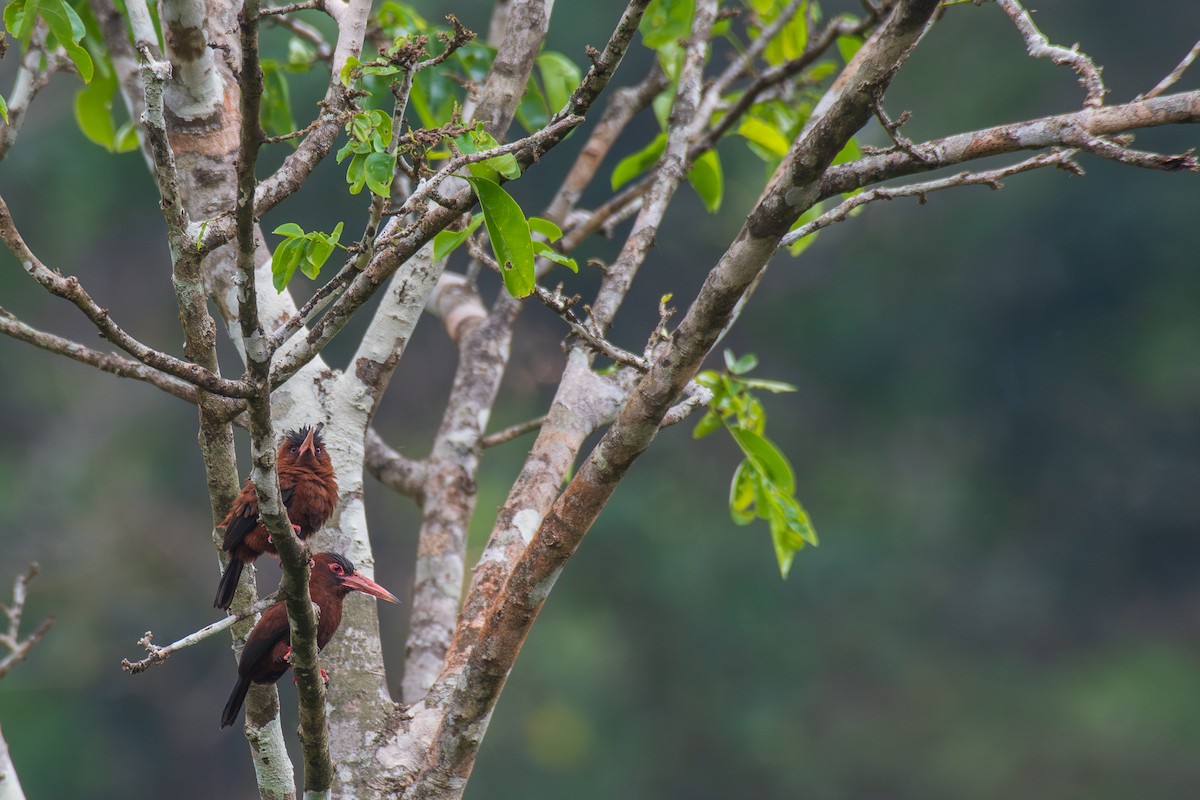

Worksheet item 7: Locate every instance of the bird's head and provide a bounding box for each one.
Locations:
[279,425,330,467]
[309,552,400,604]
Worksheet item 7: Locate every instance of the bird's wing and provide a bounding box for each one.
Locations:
[221,481,261,552]
[238,602,291,681]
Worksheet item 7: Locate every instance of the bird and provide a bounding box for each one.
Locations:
[220,551,399,729]
[213,425,339,611]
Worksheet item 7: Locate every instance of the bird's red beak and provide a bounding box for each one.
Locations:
[298,426,317,460]
[342,572,400,604]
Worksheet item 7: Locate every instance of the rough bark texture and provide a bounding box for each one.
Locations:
[5,0,1200,798]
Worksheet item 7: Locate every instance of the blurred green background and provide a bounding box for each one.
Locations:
[1,1,1198,798]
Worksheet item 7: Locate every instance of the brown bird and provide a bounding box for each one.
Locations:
[213,426,339,611]
[220,551,399,729]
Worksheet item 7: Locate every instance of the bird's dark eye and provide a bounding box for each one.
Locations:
[330,563,344,575]
[290,446,298,454]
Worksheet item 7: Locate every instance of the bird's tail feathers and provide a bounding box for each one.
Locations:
[220,675,252,729]
[214,559,244,611]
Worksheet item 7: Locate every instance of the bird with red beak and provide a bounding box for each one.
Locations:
[213,426,339,611]
[220,552,399,728]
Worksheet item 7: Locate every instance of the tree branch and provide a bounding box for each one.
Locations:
[120,593,280,674]
[0,195,254,398]
[1143,38,1200,99]
[817,91,1200,199]
[995,0,1106,108]
[406,2,943,794]
[783,149,1083,249]
[0,564,54,681]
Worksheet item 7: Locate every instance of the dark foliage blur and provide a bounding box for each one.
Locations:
[0,2,1197,798]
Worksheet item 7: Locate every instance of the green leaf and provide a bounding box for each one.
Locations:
[5,0,34,40]
[837,33,863,65]
[728,460,758,525]
[273,222,306,239]
[456,129,521,182]
[39,0,94,82]
[74,71,117,150]
[346,152,368,194]
[532,240,578,272]
[271,236,307,292]
[728,427,795,495]
[286,37,318,72]
[611,131,666,190]
[339,55,361,88]
[724,350,758,375]
[687,150,723,213]
[537,51,581,113]
[466,176,535,298]
[432,213,484,261]
[0,93,9,125]
[640,0,694,49]
[737,116,791,158]
[692,410,722,440]
[301,221,343,280]
[260,60,296,142]
[740,377,798,393]
[528,217,563,242]
[363,151,396,197]
[114,121,140,153]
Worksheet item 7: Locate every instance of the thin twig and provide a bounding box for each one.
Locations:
[0,195,253,398]
[782,150,1082,249]
[869,90,935,162]
[260,0,322,17]
[121,593,280,674]
[481,416,548,448]
[659,382,714,428]
[1143,39,1200,99]
[0,564,55,681]
[382,115,585,221]
[995,0,1106,107]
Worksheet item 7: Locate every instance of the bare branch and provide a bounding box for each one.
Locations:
[409,2,943,793]
[0,565,54,681]
[869,91,935,163]
[660,382,714,429]
[469,0,549,138]
[532,283,650,371]
[481,416,548,448]
[588,0,719,333]
[544,65,668,225]
[0,196,253,398]
[995,0,1106,107]
[0,25,71,160]
[121,593,280,674]
[1143,39,1200,99]
[261,0,323,17]
[0,307,244,409]
[818,90,1200,198]
[784,150,1083,249]
[1064,130,1197,172]
[365,428,427,501]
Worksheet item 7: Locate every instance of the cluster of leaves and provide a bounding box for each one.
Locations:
[270,222,346,292]
[336,109,398,197]
[694,351,817,578]
[4,0,143,150]
[432,126,578,298]
[613,0,865,250]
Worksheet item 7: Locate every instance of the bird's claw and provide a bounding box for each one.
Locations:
[292,669,331,686]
